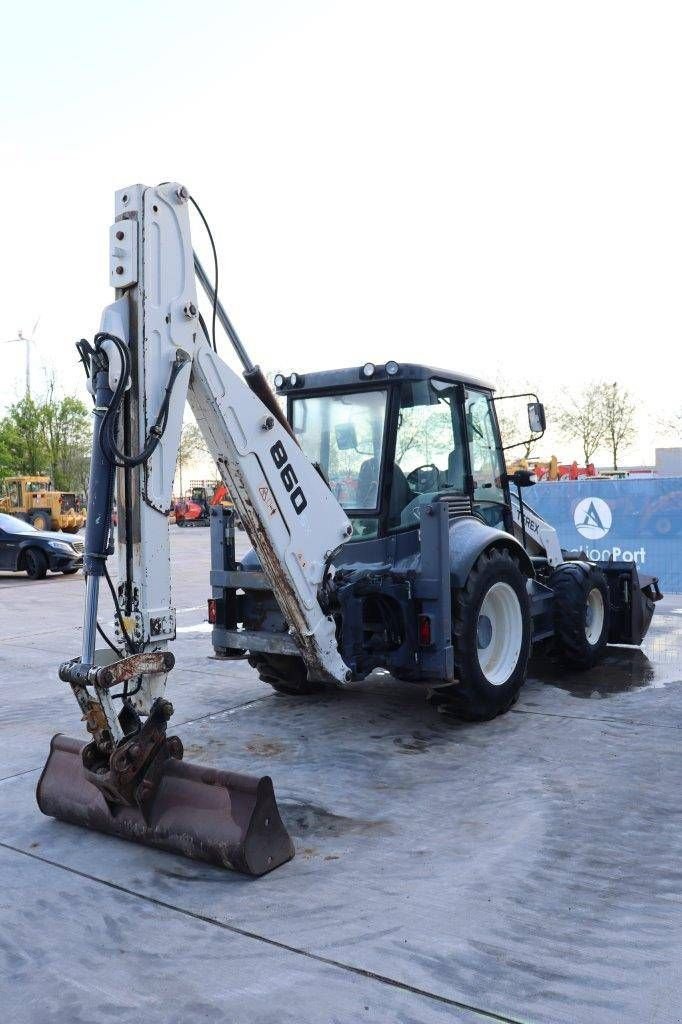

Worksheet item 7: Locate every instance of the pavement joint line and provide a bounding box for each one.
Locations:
[0,697,274,784]
[0,765,43,785]
[177,694,273,727]
[0,839,525,1024]
[511,706,682,730]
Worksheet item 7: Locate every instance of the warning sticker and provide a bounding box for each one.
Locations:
[258,486,278,517]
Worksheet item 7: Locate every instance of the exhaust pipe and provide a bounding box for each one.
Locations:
[37,734,294,876]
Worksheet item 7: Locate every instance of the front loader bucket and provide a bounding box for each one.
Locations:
[599,561,663,646]
[36,735,295,876]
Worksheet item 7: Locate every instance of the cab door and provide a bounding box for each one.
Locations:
[463,389,510,531]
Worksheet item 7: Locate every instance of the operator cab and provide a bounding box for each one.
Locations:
[275,362,511,539]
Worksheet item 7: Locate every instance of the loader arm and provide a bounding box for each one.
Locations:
[37,181,352,874]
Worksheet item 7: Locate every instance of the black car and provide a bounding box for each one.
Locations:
[0,513,84,579]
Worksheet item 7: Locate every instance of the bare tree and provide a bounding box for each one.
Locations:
[657,408,682,439]
[557,383,605,466]
[176,422,208,495]
[600,381,636,470]
[496,402,522,451]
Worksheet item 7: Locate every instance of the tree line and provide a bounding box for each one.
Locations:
[0,375,646,497]
[556,381,636,470]
[498,380,637,470]
[0,384,91,493]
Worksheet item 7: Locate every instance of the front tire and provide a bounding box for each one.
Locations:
[429,547,531,721]
[24,548,48,580]
[62,567,80,575]
[30,512,50,531]
[551,563,610,669]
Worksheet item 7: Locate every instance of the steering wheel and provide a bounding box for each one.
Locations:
[406,463,441,492]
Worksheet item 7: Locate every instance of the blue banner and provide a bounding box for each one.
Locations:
[526,477,682,593]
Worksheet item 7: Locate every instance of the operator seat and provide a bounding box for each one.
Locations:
[357,456,413,526]
[388,462,412,523]
[447,447,466,490]
[356,457,380,507]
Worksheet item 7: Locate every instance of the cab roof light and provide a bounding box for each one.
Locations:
[385,360,399,376]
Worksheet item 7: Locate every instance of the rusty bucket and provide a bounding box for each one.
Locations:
[36,734,295,876]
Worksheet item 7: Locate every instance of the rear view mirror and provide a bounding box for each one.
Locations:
[528,402,546,434]
[335,422,358,450]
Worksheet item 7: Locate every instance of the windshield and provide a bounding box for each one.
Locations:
[291,391,388,516]
[0,513,37,535]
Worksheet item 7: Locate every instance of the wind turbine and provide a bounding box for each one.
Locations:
[2,318,40,398]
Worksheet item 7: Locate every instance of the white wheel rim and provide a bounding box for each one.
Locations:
[476,582,523,686]
[584,587,605,646]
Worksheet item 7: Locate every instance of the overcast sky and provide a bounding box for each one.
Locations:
[1,0,680,464]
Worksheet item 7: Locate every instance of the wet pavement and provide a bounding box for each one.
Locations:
[1,529,681,1023]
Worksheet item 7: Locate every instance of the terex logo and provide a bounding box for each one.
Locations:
[573,497,612,540]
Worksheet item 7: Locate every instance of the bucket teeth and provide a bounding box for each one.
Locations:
[36,734,295,876]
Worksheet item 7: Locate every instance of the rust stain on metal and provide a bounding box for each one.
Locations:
[96,651,174,688]
[212,451,335,683]
[82,699,109,737]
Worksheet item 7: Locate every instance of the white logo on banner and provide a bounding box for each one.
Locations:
[573,497,612,540]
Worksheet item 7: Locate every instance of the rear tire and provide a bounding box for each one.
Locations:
[429,547,531,721]
[249,653,324,695]
[551,563,610,669]
[62,568,80,575]
[24,548,48,580]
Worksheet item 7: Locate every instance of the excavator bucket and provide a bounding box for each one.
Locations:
[36,734,295,876]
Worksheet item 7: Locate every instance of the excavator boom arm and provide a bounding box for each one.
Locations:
[106,182,351,724]
[37,182,351,875]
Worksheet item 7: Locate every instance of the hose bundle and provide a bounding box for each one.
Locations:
[77,331,188,469]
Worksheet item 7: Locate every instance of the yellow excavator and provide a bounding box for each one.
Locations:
[0,476,86,532]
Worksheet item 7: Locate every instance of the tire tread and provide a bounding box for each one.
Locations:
[430,547,531,721]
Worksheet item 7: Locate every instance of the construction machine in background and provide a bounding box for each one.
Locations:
[506,456,599,481]
[37,182,662,878]
[174,481,234,527]
[0,476,86,532]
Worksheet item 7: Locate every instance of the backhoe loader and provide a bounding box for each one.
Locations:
[37,182,661,876]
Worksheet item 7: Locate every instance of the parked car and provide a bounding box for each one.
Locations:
[0,513,84,579]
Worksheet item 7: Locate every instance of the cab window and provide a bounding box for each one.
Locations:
[388,379,466,531]
[290,389,388,538]
[465,389,506,527]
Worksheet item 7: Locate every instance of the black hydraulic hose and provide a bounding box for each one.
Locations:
[97,621,123,656]
[94,332,187,470]
[189,196,218,352]
[77,329,184,655]
[103,562,136,654]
